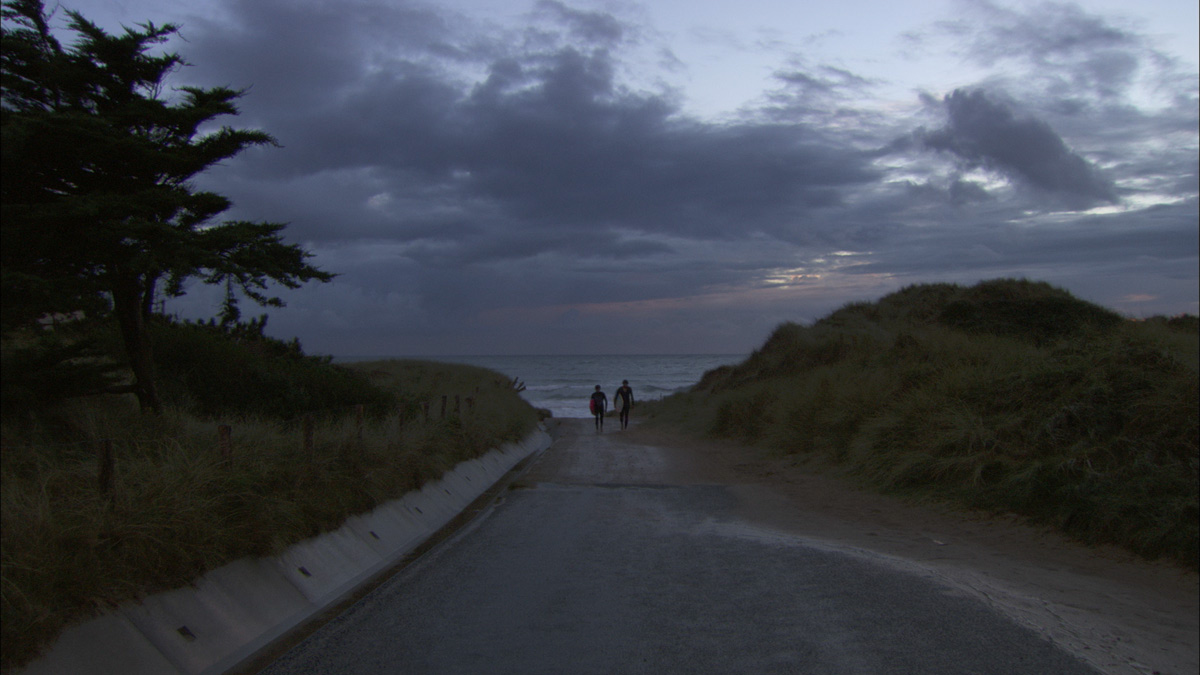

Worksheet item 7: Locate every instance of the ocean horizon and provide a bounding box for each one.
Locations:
[334,354,747,419]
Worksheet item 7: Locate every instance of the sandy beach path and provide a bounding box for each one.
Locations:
[563,420,1200,675]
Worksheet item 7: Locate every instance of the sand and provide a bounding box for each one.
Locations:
[579,421,1198,675]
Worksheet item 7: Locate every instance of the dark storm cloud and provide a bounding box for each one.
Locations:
[847,198,1199,276]
[533,0,627,46]
[937,0,1193,113]
[918,89,1117,206]
[141,0,1196,354]
[956,0,1138,61]
[180,0,881,258]
[178,0,465,111]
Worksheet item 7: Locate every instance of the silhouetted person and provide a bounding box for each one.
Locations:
[614,379,634,429]
[590,384,607,432]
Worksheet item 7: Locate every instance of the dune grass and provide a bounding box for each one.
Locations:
[642,279,1198,569]
[0,321,540,670]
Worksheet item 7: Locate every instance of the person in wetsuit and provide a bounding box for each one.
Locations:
[614,380,634,430]
[590,385,607,432]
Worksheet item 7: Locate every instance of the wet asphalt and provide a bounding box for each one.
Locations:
[258,421,1098,675]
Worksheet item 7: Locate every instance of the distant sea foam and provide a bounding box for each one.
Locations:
[336,354,746,419]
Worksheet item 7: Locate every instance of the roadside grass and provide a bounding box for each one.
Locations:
[0,323,539,671]
[641,279,1199,570]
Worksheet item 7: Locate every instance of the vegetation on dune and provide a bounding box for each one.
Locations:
[0,2,542,668]
[645,279,1199,569]
[0,320,540,670]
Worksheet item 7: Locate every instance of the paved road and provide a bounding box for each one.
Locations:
[259,421,1098,674]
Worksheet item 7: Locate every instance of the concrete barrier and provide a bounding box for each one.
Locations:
[18,426,551,675]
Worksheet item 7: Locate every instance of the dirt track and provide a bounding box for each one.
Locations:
[550,419,1198,675]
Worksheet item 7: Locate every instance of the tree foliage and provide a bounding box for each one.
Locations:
[1,0,333,411]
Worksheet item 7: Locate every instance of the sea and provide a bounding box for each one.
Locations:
[338,354,747,419]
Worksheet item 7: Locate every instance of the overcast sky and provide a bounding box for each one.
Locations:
[47,0,1200,355]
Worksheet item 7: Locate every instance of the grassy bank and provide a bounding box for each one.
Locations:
[642,279,1198,569]
[0,321,540,670]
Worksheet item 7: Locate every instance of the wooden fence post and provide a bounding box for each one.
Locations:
[454,395,461,416]
[98,439,114,496]
[440,395,447,419]
[422,401,430,424]
[218,425,232,465]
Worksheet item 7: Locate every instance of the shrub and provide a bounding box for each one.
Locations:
[1,324,125,420]
[149,319,396,419]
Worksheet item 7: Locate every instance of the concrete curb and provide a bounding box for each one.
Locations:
[18,427,552,675]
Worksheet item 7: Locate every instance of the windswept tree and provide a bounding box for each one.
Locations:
[1,0,333,412]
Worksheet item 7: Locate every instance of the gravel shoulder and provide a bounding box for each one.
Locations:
[541,419,1198,675]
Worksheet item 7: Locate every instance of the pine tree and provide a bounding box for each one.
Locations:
[1,0,333,412]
